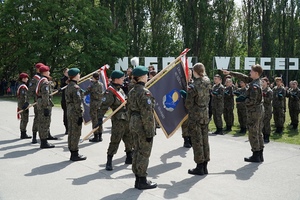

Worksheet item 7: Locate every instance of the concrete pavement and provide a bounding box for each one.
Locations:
[0,99,300,200]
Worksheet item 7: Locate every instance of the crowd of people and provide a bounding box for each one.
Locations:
[14,61,299,190]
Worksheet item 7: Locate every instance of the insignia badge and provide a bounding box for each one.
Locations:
[163,89,180,112]
[147,98,151,105]
[102,97,106,102]
[77,91,80,96]
[29,83,32,87]
[84,94,90,107]
[46,86,48,91]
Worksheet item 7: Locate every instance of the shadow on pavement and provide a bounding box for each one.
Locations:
[160,147,190,164]
[24,160,72,176]
[101,188,143,200]
[0,148,39,159]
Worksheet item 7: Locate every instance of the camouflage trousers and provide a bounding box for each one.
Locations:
[247,105,264,151]
[37,107,52,139]
[67,115,82,151]
[90,105,102,134]
[131,129,153,177]
[181,118,189,137]
[223,106,234,127]
[262,108,272,136]
[212,107,223,129]
[107,119,133,156]
[32,105,39,133]
[20,109,29,132]
[273,107,285,128]
[237,103,247,128]
[289,107,299,125]
[188,120,210,163]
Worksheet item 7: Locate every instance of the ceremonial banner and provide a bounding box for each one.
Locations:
[148,60,188,138]
[79,65,109,124]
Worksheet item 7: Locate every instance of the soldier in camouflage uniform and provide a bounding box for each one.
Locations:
[60,68,69,135]
[234,80,247,133]
[96,70,133,170]
[261,77,273,143]
[35,65,55,149]
[222,64,264,163]
[84,73,103,142]
[286,80,300,130]
[127,66,157,190]
[65,68,87,161]
[184,63,211,176]
[181,68,193,148]
[17,73,31,139]
[211,74,224,135]
[272,77,286,134]
[223,78,234,132]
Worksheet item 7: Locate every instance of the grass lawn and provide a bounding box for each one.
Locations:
[2,95,300,145]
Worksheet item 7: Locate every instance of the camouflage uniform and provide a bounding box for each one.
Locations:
[229,72,264,152]
[211,83,224,130]
[127,82,155,177]
[223,85,234,129]
[272,86,286,132]
[185,76,211,164]
[28,74,41,134]
[17,82,29,132]
[98,83,133,156]
[84,81,103,134]
[286,87,300,128]
[262,87,273,137]
[235,87,247,131]
[65,80,83,151]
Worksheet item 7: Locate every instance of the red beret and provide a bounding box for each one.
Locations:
[35,63,45,69]
[19,73,29,79]
[39,65,50,72]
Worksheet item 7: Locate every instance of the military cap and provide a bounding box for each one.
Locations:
[68,68,80,77]
[39,65,50,72]
[19,73,29,79]
[111,70,124,79]
[35,63,45,69]
[132,66,148,77]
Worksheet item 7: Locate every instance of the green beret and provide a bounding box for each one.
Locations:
[68,68,80,77]
[132,66,148,77]
[111,70,124,79]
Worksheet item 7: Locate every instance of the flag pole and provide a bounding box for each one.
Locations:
[80,51,190,142]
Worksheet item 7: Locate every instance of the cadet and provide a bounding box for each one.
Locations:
[127,66,157,189]
[211,74,224,135]
[262,77,273,143]
[184,63,211,175]
[286,80,300,130]
[234,80,247,133]
[222,64,264,163]
[223,78,234,132]
[272,77,286,134]
[84,72,103,142]
[96,70,133,170]
[17,73,32,139]
[65,68,87,161]
[60,68,69,135]
[35,65,55,149]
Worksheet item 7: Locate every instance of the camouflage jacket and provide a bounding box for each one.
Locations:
[185,76,211,124]
[84,80,103,107]
[36,76,54,110]
[98,83,127,121]
[65,80,83,117]
[17,82,29,109]
[211,83,224,108]
[262,86,273,112]
[272,86,286,108]
[28,73,41,103]
[127,82,156,138]
[286,87,300,110]
[224,85,234,108]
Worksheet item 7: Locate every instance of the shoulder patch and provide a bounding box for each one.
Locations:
[147,98,151,104]
[102,97,106,102]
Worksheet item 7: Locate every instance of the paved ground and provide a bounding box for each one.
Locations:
[0,99,300,200]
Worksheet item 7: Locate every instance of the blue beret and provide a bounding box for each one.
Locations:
[111,70,124,79]
[68,68,80,77]
[132,66,148,77]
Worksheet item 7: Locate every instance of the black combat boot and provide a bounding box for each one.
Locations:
[70,150,87,161]
[239,127,246,134]
[188,163,205,175]
[292,124,298,130]
[134,174,139,188]
[47,131,58,140]
[183,137,191,148]
[99,132,103,141]
[259,149,264,162]
[188,136,192,146]
[40,139,55,149]
[224,126,232,132]
[125,151,133,164]
[244,151,261,163]
[31,132,37,144]
[20,131,32,139]
[203,161,208,174]
[105,155,113,171]
[89,133,102,142]
[264,134,270,143]
[136,177,157,190]
[213,128,223,135]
